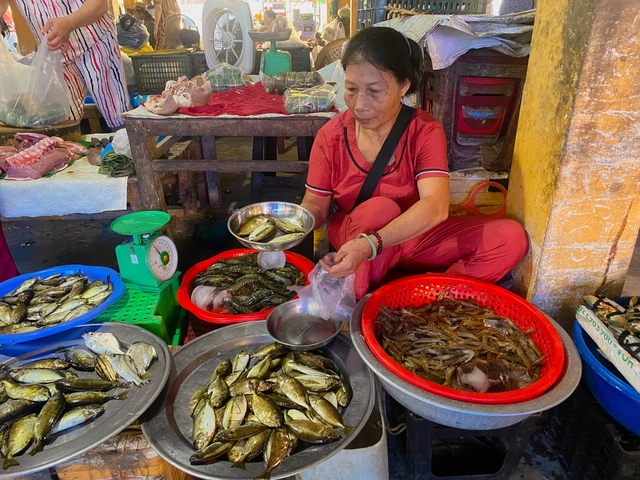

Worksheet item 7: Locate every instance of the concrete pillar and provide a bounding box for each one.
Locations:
[508,0,640,330]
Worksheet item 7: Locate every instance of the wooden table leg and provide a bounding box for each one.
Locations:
[297,136,314,161]
[201,135,221,208]
[125,120,166,211]
[251,136,279,201]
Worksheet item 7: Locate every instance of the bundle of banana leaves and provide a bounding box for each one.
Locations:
[0,272,114,335]
[0,332,157,470]
[188,342,353,479]
[192,253,306,314]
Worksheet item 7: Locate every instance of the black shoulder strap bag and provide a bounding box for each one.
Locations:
[351,104,415,212]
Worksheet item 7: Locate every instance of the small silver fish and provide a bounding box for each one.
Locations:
[50,404,105,435]
[82,332,124,355]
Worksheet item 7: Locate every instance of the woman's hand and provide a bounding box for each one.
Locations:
[319,237,373,278]
[43,17,74,50]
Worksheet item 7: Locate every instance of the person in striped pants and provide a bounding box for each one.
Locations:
[0,0,128,129]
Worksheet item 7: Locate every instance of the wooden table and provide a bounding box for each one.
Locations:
[122,110,333,211]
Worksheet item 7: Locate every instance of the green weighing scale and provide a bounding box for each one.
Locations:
[248,29,293,76]
[110,211,180,292]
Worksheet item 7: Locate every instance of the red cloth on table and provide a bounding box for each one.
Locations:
[177,83,287,116]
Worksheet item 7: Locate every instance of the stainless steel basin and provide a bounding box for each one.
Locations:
[349,295,582,430]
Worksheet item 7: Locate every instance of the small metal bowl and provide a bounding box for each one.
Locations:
[248,29,292,43]
[266,298,345,351]
[227,201,315,252]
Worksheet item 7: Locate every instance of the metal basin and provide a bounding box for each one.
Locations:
[266,298,345,351]
[141,321,375,479]
[227,201,315,252]
[350,295,582,431]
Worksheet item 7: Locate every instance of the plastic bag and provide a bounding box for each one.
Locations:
[262,71,324,95]
[202,62,245,93]
[292,262,356,324]
[0,36,72,128]
[110,129,133,159]
[283,84,336,114]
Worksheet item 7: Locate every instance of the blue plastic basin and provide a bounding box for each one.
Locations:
[573,319,640,435]
[0,265,125,346]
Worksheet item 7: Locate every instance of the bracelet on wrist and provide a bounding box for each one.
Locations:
[356,233,377,260]
[368,230,383,256]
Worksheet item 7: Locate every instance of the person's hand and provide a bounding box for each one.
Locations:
[318,237,372,278]
[42,17,75,51]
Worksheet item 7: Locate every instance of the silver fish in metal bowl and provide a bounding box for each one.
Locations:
[227,202,315,252]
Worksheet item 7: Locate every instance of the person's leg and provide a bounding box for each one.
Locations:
[75,37,129,129]
[327,197,403,298]
[62,61,86,123]
[0,218,18,282]
[399,216,528,283]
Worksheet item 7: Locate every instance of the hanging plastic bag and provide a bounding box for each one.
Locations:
[0,36,72,128]
[292,261,356,324]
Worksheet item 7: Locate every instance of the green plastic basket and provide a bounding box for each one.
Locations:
[95,278,182,344]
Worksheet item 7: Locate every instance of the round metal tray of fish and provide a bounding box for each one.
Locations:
[0,323,171,478]
[141,321,375,480]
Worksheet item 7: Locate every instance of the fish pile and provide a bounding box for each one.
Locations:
[236,215,306,244]
[0,331,157,470]
[0,133,88,180]
[0,272,114,335]
[188,342,353,479]
[375,293,545,393]
[584,294,640,361]
[191,253,305,314]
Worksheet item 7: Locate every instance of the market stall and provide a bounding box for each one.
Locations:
[122,106,333,210]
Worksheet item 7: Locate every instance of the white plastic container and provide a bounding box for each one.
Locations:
[298,386,388,480]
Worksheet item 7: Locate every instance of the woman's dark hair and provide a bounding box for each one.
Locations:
[264,10,277,20]
[341,26,423,94]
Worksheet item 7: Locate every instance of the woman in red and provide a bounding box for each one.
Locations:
[300,27,528,299]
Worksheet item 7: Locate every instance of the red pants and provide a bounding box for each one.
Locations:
[328,197,529,298]
[0,219,18,283]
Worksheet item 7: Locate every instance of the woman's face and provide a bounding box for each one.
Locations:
[264,13,274,25]
[344,61,410,131]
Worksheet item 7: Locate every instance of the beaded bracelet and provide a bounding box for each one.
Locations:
[368,230,383,256]
[356,233,378,260]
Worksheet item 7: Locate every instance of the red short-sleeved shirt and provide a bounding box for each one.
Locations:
[305,108,449,214]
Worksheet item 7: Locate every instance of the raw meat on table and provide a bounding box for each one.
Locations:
[3,134,89,180]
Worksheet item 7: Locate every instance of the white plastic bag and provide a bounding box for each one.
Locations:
[292,262,356,324]
[0,36,72,128]
[111,129,133,159]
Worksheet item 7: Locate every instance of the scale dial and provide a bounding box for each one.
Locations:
[147,235,178,282]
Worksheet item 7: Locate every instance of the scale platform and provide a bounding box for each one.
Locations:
[248,29,293,76]
[96,276,183,345]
